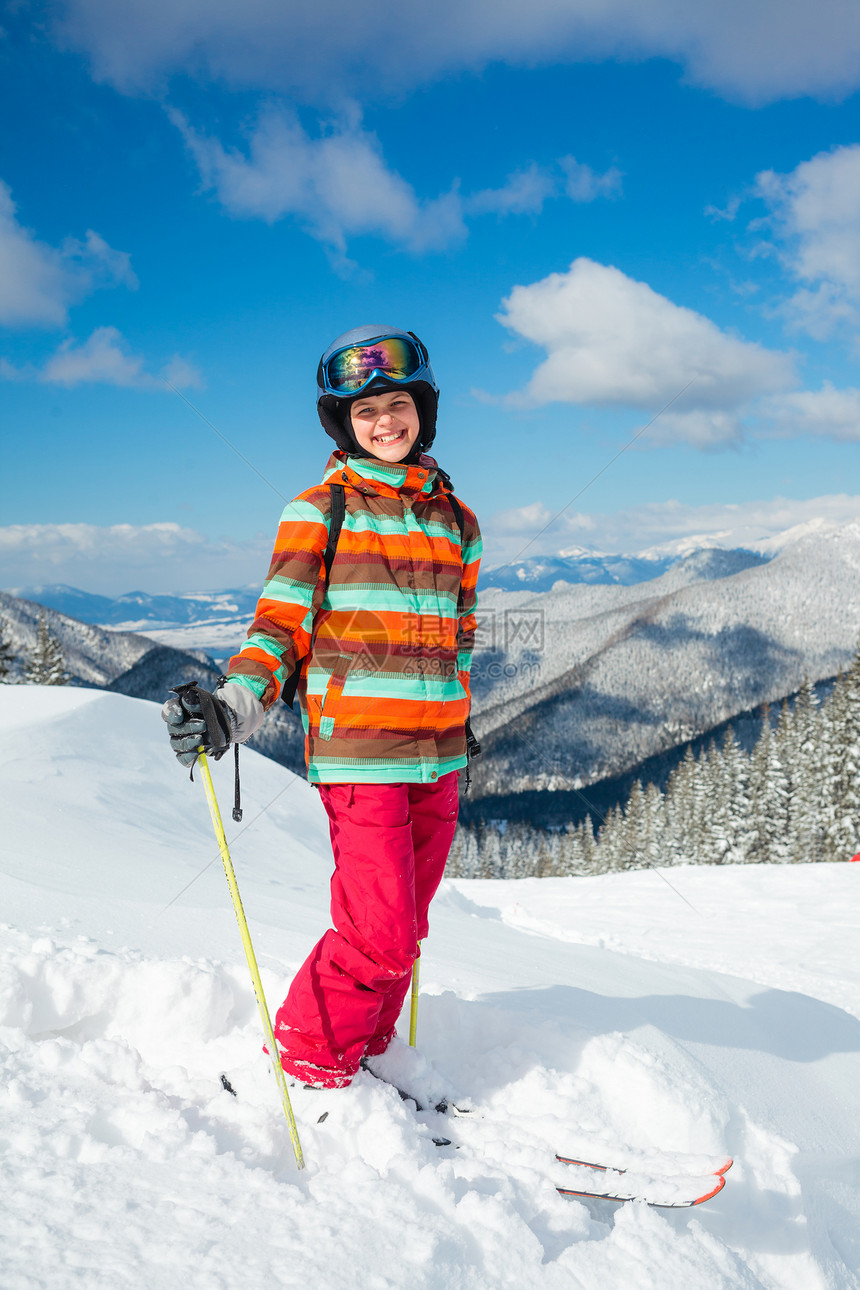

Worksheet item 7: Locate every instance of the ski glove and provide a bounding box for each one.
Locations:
[161,681,264,767]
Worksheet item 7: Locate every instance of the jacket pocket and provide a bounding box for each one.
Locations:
[318,658,349,741]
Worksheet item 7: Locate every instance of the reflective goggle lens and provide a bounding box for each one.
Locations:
[324,337,421,394]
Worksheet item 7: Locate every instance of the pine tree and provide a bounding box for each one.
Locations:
[0,617,15,681]
[581,815,600,875]
[665,747,696,865]
[713,726,753,864]
[24,613,69,686]
[596,804,623,872]
[534,833,554,877]
[786,678,824,863]
[822,648,860,862]
[560,822,586,876]
[644,781,666,867]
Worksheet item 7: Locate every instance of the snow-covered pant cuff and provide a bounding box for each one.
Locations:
[278,1051,356,1089]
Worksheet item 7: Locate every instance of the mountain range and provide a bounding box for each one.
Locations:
[4,514,859,821]
[0,591,307,775]
[467,516,860,805]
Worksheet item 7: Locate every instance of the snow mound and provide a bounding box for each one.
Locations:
[1,688,859,1289]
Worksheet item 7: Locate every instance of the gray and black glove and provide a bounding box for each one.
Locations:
[161,681,264,767]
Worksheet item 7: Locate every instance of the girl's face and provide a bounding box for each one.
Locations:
[349,390,421,462]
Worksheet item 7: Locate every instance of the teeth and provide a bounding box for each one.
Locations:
[375,431,403,444]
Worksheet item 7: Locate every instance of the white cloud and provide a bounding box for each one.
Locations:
[0,181,136,327]
[172,106,466,255]
[2,327,202,390]
[163,355,203,390]
[495,258,860,449]
[756,144,860,337]
[560,157,623,203]
[42,326,153,387]
[482,493,860,564]
[55,0,860,106]
[467,159,621,217]
[172,108,618,255]
[762,383,860,441]
[646,409,747,450]
[467,165,557,218]
[63,229,139,293]
[0,522,269,596]
[497,258,795,446]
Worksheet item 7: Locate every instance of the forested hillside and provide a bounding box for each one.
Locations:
[450,650,860,878]
[468,519,860,801]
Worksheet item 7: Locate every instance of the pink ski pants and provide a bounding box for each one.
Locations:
[274,771,460,1087]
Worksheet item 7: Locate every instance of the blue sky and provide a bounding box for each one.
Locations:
[2,1,860,594]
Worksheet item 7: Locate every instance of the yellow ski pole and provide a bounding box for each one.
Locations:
[408,941,421,1047]
[196,749,305,1170]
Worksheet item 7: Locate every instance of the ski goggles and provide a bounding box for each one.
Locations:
[320,335,425,397]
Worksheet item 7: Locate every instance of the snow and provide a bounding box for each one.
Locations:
[1,688,859,1290]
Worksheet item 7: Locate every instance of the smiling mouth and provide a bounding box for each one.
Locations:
[374,428,406,445]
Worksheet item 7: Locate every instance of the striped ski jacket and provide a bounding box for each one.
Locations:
[225,450,482,784]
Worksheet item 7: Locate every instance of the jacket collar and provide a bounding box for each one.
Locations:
[322,450,447,499]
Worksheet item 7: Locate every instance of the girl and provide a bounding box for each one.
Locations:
[164,325,481,1091]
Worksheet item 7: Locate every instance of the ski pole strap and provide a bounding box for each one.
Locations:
[462,717,481,796]
[233,743,243,823]
[465,717,481,761]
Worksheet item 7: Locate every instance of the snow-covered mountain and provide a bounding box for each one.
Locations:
[480,544,769,592]
[0,589,168,688]
[469,516,860,797]
[0,591,308,775]
[4,584,261,657]
[1,686,858,1289]
[5,583,261,628]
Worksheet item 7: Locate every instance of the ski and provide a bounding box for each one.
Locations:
[556,1151,733,1177]
[555,1159,732,1208]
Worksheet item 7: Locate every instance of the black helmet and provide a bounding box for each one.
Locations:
[316,324,439,456]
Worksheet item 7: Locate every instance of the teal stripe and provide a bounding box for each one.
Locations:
[304,669,463,702]
[239,630,290,658]
[422,519,462,540]
[322,454,441,496]
[340,513,413,536]
[278,498,330,527]
[335,505,461,543]
[308,753,466,784]
[462,536,483,562]
[347,675,463,701]
[323,585,459,614]
[345,459,408,487]
[261,575,316,608]
[225,673,268,701]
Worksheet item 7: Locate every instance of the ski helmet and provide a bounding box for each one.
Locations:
[316,324,439,456]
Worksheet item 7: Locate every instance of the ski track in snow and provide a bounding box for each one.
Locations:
[1,688,859,1290]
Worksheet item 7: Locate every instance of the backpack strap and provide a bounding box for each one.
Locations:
[324,482,346,581]
[447,494,466,613]
[282,483,346,709]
